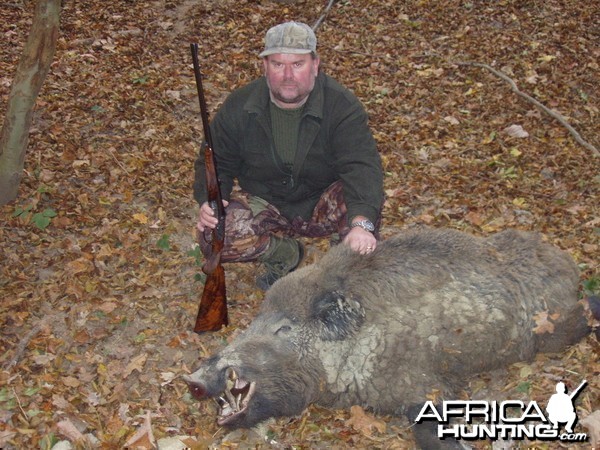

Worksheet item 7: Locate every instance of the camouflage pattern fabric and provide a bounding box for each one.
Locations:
[199,181,379,263]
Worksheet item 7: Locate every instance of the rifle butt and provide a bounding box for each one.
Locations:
[194,264,228,333]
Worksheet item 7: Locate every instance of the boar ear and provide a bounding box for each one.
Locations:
[311,291,366,341]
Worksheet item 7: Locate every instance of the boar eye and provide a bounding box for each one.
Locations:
[275,325,292,335]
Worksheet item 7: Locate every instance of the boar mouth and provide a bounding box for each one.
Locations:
[216,367,256,426]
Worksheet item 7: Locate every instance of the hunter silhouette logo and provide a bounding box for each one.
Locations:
[546,380,587,434]
[414,379,589,443]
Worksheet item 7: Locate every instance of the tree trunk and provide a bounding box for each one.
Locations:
[0,0,61,206]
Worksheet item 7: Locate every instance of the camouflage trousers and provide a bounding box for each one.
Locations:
[199,180,375,263]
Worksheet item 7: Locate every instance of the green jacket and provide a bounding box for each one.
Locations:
[193,72,383,223]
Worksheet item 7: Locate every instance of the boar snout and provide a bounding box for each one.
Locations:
[185,367,257,427]
[182,375,209,400]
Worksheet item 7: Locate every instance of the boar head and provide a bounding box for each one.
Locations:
[183,281,366,429]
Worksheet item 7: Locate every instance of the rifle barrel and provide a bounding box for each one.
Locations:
[568,380,587,400]
[190,42,228,333]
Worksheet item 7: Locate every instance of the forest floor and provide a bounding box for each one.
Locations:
[1,0,599,448]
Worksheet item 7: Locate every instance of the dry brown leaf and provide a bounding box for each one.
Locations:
[345,405,386,437]
[66,257,95,275]
[124,410,156,449]
[73,329,92,344]
[97,300,118,314]
[532,311,556,334]
[133,213,149,224]
[62,376,81,388]
[519,364,533,379]
[443,115,460,125]
[580,410,600,448]
[2,1,599,449]
[56,418,86,442]
[123,353,148,379]
[52,394,71,410]
[465,211,484,226]
[503,124,529,138]
[0,430,17,445]
[159,371,176,386]
[418,214,435,224]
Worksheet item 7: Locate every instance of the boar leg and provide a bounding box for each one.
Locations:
[407,404,466,450]
[536,301,590,353]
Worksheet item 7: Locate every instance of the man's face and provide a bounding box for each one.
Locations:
[263,53,320,109]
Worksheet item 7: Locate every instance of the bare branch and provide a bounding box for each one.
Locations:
[312,0,336,33]
[456,61,599,158]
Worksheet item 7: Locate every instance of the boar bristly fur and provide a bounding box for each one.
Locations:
[184,227,590,448]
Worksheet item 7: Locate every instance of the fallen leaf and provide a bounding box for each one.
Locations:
[509,147,522,157]
[0,430,17,444]
[512,197,527,207]
[74,329,92,344]
[503,124,529,138]
[538,54,556,63]
[57,418,86,442]
[465,211,484,226]
[345,405,386,437]
[62,376,81,388]
[157,436,197,449]
[418,214,435,224]
[519,364,533,379]
[32,353,56,365]
[124,410,156,449]
[52,394,71,410]
[443,116,460,125]
[97,301,118,314]
[66,257,94,275]
[123,353,148,379]
[133,213,149,224]
[86,391,101,406]
[532,311,560,334]
[580,410,600,448]
[160,371,176,386]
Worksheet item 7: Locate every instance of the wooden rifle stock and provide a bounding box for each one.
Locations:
[190,43,228,333]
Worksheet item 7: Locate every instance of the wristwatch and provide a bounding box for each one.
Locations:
[351,219,375,232]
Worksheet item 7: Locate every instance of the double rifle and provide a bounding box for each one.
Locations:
[190,43,228,333]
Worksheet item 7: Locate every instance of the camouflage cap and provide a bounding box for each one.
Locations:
[259,21,317,58]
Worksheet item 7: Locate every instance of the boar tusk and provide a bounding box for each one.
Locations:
[240,382,256,409]
[226,367,238,381]
[224,384,238,409]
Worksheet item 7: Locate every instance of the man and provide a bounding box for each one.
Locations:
[194,21,383,289]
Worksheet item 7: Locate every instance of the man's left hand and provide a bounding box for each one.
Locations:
[343,226,377,255]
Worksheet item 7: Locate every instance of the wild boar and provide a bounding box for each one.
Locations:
[184,227,592,449]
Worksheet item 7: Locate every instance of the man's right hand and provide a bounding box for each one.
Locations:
[197,200,229,232]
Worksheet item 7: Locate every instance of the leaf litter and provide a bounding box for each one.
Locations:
[1,0,598,449]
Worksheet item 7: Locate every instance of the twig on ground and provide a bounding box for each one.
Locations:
[3,322,44,371]
[3,311,65,371]
[313,0,336,32]
[456,61,599,158]
[12,388,28,423]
